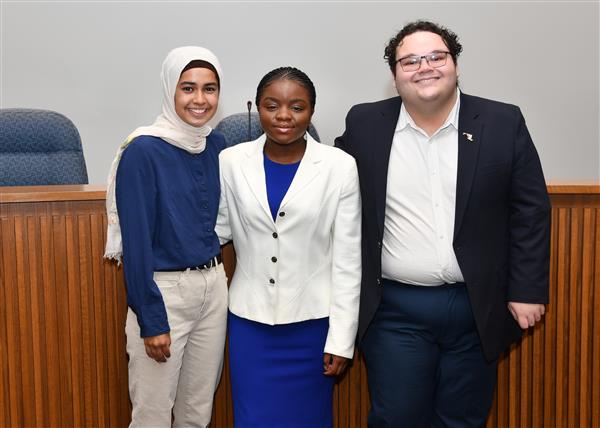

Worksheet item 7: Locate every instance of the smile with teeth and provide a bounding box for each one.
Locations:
[416,76,439,84]
[187,107,208,116]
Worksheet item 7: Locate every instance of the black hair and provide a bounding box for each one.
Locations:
[384,20,463,74]
[181,60,220,88]
[255,67,316,110]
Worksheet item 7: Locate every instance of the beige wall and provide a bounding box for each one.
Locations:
[1,1,598,183]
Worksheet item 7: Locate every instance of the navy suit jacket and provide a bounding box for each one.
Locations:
[335,92,551,361]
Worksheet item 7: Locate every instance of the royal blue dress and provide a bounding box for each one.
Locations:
[227,154,335,428]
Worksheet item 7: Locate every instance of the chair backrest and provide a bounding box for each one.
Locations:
[215,112,320,147]
[0,108,89,186]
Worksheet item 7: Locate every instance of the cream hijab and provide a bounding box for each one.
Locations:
[104,46,223,262]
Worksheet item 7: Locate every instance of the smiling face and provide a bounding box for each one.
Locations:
[174,67,219,127]
[393,31,458,113]
[257,78,313,147]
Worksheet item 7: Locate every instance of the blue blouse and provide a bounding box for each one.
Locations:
[116,133,226,337]
[264,154,301,221]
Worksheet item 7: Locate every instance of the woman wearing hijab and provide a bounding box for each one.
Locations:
[105,46,227,428]
[216,67,361,427]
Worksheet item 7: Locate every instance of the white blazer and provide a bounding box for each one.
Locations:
[216,134,361,358]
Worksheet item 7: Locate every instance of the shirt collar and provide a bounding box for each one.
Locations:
[396,88,461,134]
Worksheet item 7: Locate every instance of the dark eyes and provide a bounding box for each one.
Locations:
[429,53,445,64]
[179,85,217,93]
[264,104,304,111]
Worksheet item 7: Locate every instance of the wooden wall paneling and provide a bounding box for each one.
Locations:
[98,205,124,427]
[543,204,559,426]
[579,208,594,427]
[2,210,22,426]
[555,207,569,428]
[26,214,45,426]
[593,211,600,428]
[344,352,364,427]
[568,207,581,428]
[2,184,599,428]
[76,212,95,426]
[90,212,108,428]
[51,213,75,428]
[530,316,543,427]
[40,213,62,427]
[63,213,84,427]
[0,208,8,427]
[16,212,35,428]
[334,362,348,428]
[519,328,532,428]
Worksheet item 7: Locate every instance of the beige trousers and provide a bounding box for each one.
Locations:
[126,264,228,428]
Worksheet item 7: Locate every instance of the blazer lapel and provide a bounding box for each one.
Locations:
[280,135,321,208]
[373,98,402,238]
[454,93,483,239]
[240,135,273,222]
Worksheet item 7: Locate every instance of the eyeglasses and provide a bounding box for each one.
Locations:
[395,51,451,72]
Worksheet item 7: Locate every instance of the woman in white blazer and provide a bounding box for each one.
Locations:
[216,67,361,428]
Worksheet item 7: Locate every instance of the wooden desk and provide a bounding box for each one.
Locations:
[1,184,598,427]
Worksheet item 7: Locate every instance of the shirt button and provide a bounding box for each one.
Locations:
[272,232,278,238]
[279,212,285,217]
[269,278,275,284]
[377,241,382,249]
[439,235,444,240]
[376,278,381,285]
[271,257,277,263]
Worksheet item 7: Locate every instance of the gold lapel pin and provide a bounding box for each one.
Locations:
[462,132,474,142]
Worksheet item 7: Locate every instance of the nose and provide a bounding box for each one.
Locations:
[193,90,207,105]
[275,107,292,120]
[419,56,434,71]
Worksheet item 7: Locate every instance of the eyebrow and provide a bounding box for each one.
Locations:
[263,96,308,104]
[401,49,448,57]
[179,81,218,86]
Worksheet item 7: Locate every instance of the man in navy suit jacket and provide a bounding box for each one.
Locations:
[335,20,550,428]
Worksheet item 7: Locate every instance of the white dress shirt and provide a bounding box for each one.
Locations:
[381,91,464,286]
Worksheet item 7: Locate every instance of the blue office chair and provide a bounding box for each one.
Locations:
[0,108,88,186]
[215,112,320,147]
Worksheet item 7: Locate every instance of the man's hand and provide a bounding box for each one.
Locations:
[144,333,171,363]
[508,302,545,329]
[323,353,349,376]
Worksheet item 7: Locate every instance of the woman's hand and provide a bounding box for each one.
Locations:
[323,353,349,376]
[144,333,171,363]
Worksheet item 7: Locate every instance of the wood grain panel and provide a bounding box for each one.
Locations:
[1,197,130,428]
[1,184,598,427]
[483,191,599,428]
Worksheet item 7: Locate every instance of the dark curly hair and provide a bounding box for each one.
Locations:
[255,67,316,111]
[384,20,463,74]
